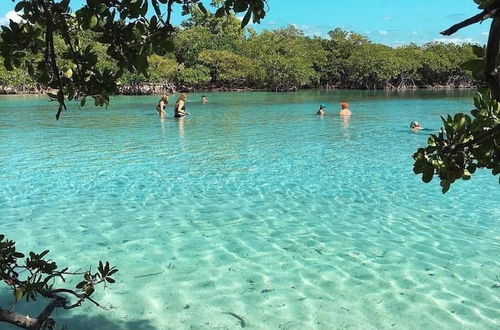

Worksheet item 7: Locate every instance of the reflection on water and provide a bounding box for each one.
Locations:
[160,116,166,132]
[177,116,185,138]
[341,115,350,129]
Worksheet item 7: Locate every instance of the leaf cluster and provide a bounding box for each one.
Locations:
[413,91,500,192]
[0,234,117,307]
[0,0,267,118]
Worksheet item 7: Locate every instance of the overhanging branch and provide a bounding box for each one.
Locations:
[485,18,500,100]
[0,307,39,329]
[441,4,500,36]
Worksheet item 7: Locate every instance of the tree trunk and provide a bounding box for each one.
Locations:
[0,308,39,329]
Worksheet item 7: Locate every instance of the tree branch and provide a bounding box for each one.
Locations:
[36,297,65,326]
[44,288,109,310]
[441,5,500,36]
[152,0,166,25]
[0,308,38,329]
[39,0,67,120]
[57,12,85,93]
[166,0,174,27]
[485,18,500,100]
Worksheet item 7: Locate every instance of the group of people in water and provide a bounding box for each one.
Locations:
[316,101,422,130]
[316,102,352,117]
[156,93,208,118]
[156,94,422,131]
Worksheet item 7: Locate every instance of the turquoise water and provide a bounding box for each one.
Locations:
[0,90,499,329]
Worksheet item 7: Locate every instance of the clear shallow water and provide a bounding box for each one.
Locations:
[0,90,499,329]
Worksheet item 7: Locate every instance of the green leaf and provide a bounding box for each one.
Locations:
[422,166,434,183]
[64,68,73,78]
[234,0,248,12]
[441,180,451,194]
[89,15,98,29]
[197,2,208,15]
[108,268,118,276]
[14,2,25,12]
[39,250,49,259]
[150,15,157,27]
[96,3,107,14]
[15,288,24,301]
[215,7,225,18]
[241,10,252,28]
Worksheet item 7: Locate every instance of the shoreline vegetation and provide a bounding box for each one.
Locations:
[0,83,476,96]
[0,11,482,96]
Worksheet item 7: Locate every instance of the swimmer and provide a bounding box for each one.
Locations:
[339,102,351,116]
[410,121,423,130]
[201,95,207,104]
[316,104,326,116]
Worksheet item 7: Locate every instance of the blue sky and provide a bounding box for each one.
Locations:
[0,0,490,45]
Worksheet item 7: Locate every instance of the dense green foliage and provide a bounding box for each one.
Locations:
[0,8,480,93]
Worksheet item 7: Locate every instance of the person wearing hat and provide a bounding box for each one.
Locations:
[316,104,326,116]
[339,102,351,116]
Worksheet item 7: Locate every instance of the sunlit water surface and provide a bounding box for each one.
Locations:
[1,90,499,329]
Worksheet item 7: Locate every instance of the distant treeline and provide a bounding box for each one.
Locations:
[0,10,481,93]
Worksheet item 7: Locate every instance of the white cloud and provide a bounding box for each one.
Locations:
[378,30,388,36]
[412,31,418,36]
[481,32,489,36]
[291,23,324,37]
[365,31,372,35]
[432,37,478,44]
[0,10,23,26]
[384,16,391,21]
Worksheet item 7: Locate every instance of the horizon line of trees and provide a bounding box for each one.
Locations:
[0,10,482,93]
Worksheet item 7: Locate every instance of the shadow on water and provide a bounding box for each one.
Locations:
[0,289,156,330]
[57,315,156,330]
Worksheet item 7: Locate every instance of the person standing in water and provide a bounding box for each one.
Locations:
[339,102,351,116]
[174,93,188,118]
[201,95,208,104]
[316,104,326,116]
[156,94,168,117]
